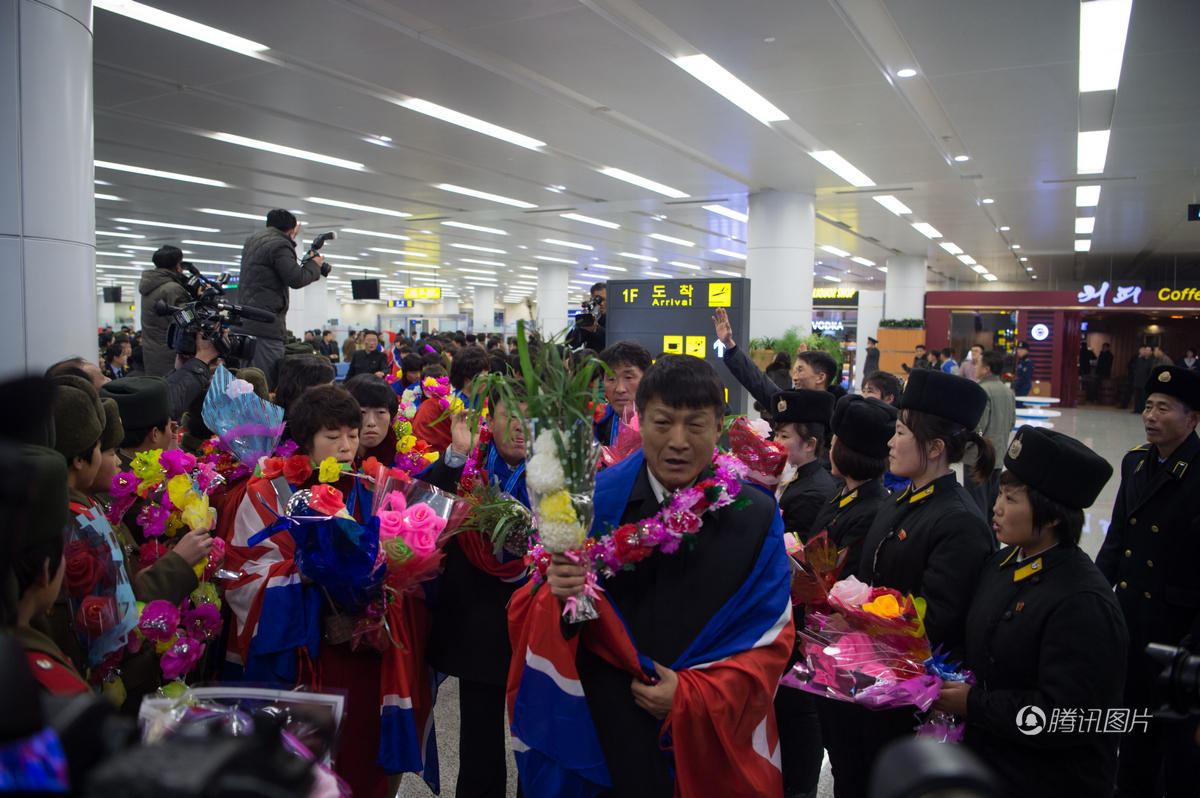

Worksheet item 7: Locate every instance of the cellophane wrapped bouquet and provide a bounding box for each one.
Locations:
[784,573,973,739]
[482,323,606,622]
[201,365,286,468]
[596,402,643,469]
[728,416,789,489]
[458,426,536,559]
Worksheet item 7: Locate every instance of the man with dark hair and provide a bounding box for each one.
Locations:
[567,282,607,350]
[234,209,328,388]
[862,371,902,405]
[965,350,1016,520]
[346,330,388,379]
[1012,342,1035,398]
[902,344,931,374]
[1096,341,1114,379]
[138,245,191,377]
[538,355,793,796]
[1098,366,1200,796]
[46,356,109,390]
[595,340,653,446]
[940,347,959,375]
[794,350,845,397]
[860,336,880,385]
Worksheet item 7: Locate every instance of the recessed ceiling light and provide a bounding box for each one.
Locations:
[94,193,124,201]
[93,0,270,58]
[953,155,970,162]
[819,244,851,257]
[96,160,227,187]
[821,275,843,282]
[180,239,242,250]
[958,255,977,265]
[1075,217,1096,235]
[306,197,411,217]
[1010,244,1021,250]
[1077,129,1111,174]
[391,262,439,270]
[590,264,628,272]
[1076,185,1102,207]
[620,252,658,263]
[207,132,364,170]
[396,98,546,151]
[850,256,876,267]
[971,264,988,274]
[545,185,567,193]
[668,261,702,271]
[649,233,696,247]
[910,222,942,239]
[456,267,497,275]
[459,258,506,267]
[1075,239,1092,252]
[560,212,620,229]
[1079,0,1133,93]
[441,220,508,236]
[368,247,429,257]
[982,273,999,282]
[711,248,747,260]
[542,238,593,251]
[999,225,1011,232]
[117,245,158,251]
[341,228,411,241]
[712,269,742,277]
[701,204,749,223]
[433,183,537,208]
[450,242,506,254]
[96,230,145,239]
[643,270,673,279]
[939,242,964,255]
[196,208,262,220]
[597,167,689,199]
[113,217,220,233]
[672,53,789,125]
[95,251,134,258]
[896,68,918,78]
[872,195,913,216]
[534,255,576,265]
[1026,266,1034,271]
[809,150,875,187]
[319,253,360,261]
[1019,257,1029,262]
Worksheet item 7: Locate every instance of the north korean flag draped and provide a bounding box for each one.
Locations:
[506,452,795,798]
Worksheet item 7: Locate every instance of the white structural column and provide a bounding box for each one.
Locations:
[854,289,885,390]
[884,255,927,320]
[0,0,95,376]
[441,297,460,316]
[536,263,568,338]
[746,191,815,339]
[287,280,334,336]
[472,286,494,333]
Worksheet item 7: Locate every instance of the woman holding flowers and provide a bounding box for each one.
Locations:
[932,426,1126,797]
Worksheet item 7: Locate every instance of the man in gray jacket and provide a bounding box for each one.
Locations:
[233,209,327,387]
[138,245,191,377]
[965,349,1016,521]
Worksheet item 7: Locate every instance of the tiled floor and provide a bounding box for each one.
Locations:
[396,406,1154,797]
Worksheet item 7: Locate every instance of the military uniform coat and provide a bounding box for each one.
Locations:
[1096,434,1200,705]
[779,459,839,540]
[857,473,994,658]
[807,478,889,577]
[13,624,90,695]
[964,545,1128,798]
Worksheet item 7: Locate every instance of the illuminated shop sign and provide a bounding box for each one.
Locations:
[811,319,845,332]
[1078,282,1142,307]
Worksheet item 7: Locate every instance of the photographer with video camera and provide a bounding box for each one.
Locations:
[138,245,191,377]
[566,281,607,350]
[234,209,332,389]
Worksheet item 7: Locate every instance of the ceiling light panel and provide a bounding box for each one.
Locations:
[306,197,410,217]
[872,195,913,216]
[809,150,875,187]
[93,0,270,58]
[207,132,364,170]
[542,238,593,251]
[910,222,943,239]
[450,243,506,254]
[649,233,696,247]
[196,208,261,220]
[712,269,742,277]
[1076,185,1102,207]
[433,183,537,208]
[939,242,964,255]
[441,221,508,235]
[560,212,620,229]
[96,230,145,239]
[668,261,701,271]
[957,254,977,265]
[181,239,241,250]
[1075,239,1092,252]
[672,54,788,124]
[396,98,546,150]
[597,167,688,198]
[850,256,876,267]
[534,255,576,265]
[1079,0,1133,93]
[620,252,658,262]
[819,244,850,257]
[712,248,747,260]
[113,217,219,232]
[702,205,749,223]
[1077,129,1111,174]
[1075,217,1097,235]
[96,160,226,187]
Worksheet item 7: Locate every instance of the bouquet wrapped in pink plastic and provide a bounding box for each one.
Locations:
[727,417,788,488]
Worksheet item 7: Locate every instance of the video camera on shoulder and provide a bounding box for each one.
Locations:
[575,295,603,328]
[155,263,275,366]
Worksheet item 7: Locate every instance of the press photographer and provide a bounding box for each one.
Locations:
[233,209,333,389]
[137,246,191,378]
[566,281,607,350]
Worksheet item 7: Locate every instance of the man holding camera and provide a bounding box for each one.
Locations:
[234,209,328,388]
[138,245,191,377]
[566,282,607,350]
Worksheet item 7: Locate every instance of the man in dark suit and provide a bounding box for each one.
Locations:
[860,336,880,387]
[1097,366,1200,797]
[346,330,387,378]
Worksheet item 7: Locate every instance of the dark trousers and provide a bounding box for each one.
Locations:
[816,700,914,798]
[1131,389,1147,413]
[776,686,823,796]
[1115,714,1200,798]
[248,335,286,391]
[963,468,1000,527]
[457,678,511,798]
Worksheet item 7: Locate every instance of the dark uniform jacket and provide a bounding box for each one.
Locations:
[14,624,90,695]
[779,460,838,540]
[857,473,994,658]
[138,267,190,377]
[861,347,880,382]
[964,545,1128,798]
[576,461,778,797]
[807,478,889,577]
[234,227,321,341]
[420,453,525,686]
[1096,434,1200,703]
[346,349,388,379]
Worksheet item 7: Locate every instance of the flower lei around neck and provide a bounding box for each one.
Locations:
[527,452,751,584]
[421,376,456,412]
[107,448,223,539]
[392,397,438,473]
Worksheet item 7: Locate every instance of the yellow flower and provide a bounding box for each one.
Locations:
[101,675,127,708]
[398,435,418,454]
[540,490,578,524]
[182,493,214,533]
[190,581,219,608]
[318,457,342,483]
[155,635,178,655]
[422,377,436,390]
[167,475,195,510]
[424,452,439,463]
[159,680,189,699]
[396,420,412,438]
[862,594,902,619]
[131,449,165,486]
[449,396,465,414]
[164,512,185,538]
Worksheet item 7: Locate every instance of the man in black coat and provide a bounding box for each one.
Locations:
[1097,365,1200,797]
[860,336,880,387]
[346,330,388,379]
[233,209,327,388]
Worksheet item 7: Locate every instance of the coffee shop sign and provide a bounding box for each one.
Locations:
[1078,282,1142,307]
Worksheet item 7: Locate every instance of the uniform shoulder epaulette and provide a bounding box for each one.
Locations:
[1128,443,1151,453]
